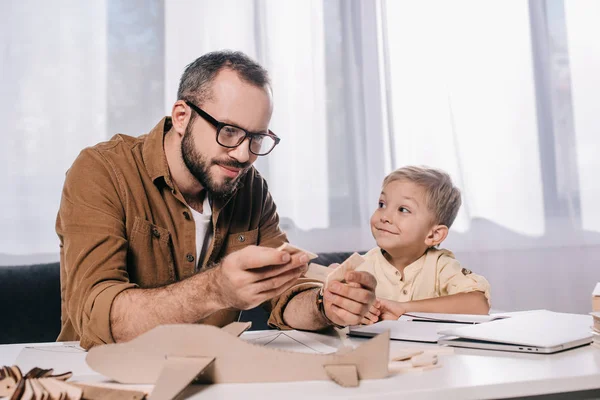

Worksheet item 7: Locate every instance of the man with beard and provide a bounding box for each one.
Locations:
[56,51,377,349]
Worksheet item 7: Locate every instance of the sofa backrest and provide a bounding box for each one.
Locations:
[0,262,61,344]
[0,251,359,343]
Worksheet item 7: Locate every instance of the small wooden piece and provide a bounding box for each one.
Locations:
[324,253,365,289]
[277,243,318,260]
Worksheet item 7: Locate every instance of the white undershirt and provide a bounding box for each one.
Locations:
[190,195,213,269]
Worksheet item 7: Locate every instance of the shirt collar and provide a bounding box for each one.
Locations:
[375,247,428,282]
[142,117,175,189]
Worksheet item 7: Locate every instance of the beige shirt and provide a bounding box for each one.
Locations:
[356,247,491,304]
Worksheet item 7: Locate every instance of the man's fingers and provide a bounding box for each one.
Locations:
[369,304,381,316]
[328,303,362,326]
[328,281,374,305]
[252,269,307,306]
[254,265,305,295]
[365,309,379,323]
[233,245,308,277]
[253,254,308,281]
[324,289,368,316]
[234,245,298,271]
[345,271,377,291]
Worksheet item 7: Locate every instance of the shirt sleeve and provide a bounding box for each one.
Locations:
[437,256,491,305]
[56,148,137,349]
[266,279,323,330]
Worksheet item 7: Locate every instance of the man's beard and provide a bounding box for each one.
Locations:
[181,124,249,200]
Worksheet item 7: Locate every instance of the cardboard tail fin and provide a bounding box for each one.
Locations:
[149,356,215,400]
[323,365,359,387]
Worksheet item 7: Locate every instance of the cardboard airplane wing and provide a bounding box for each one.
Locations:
[86,322,389,399]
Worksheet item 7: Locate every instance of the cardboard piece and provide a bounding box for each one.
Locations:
[323,365,358,387]
[70,383,147,400]
[277,243,319,260]
[0,366,79,400]
[1,365,147,400]
[221,321,251,337]
[150,357,215,400]
[410,354,438,367]
[324,253,365,289]
[37,377,82,400]
[390,349,424,361]
[86,322,390,396]
[0,375,17,397]
[592,312,600,332]
[29,380,44,400]
[593,283,600,312]
[304,262,331,282]
[387,349,441,374]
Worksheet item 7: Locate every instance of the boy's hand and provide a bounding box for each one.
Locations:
[322,271,377,326]
[378,298,407,320]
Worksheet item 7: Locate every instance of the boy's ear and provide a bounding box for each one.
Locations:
[425,224,449,247]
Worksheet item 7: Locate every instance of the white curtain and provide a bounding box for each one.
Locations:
[564,0,600,232]
[384,0,543,237]
[165,0,330,231]
[1,0,107,260]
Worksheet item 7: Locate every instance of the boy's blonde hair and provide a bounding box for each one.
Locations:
[382,166,461,228]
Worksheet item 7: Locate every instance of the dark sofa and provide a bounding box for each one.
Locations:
[0,262,62,345]
[0,252,355,345]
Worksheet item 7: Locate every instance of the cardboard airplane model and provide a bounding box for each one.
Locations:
[86,322,390,400]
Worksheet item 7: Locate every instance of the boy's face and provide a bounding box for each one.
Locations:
[370,179,436,255]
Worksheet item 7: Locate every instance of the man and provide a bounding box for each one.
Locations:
[56,51,376,349]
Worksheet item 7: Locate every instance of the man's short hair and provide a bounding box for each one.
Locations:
[382,166,462,228]
[177,50,270,110]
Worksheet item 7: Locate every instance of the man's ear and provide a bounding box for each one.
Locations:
[171,100,190,137]
[425,224,449,248]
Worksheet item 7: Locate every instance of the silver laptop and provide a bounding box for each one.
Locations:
[437,310,593,354]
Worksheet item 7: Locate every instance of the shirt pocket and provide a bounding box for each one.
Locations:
[128,217,176,287]
[223,228,259,254]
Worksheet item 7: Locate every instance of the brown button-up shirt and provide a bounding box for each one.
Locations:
[56,117,317,349]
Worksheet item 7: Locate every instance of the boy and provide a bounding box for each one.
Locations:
[358,166,490,324]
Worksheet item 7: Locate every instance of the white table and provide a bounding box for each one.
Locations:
[1,329,599,400]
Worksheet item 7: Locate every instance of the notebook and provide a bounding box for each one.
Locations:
[437,310,593,354]
[403,312,508,324]
[348,320,457,343]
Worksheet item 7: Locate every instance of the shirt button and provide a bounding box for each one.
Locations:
[403,289,408,295]
[151,228,161,238]
[237,234,245,243]
[395,271,400,276]
[183,211,191,220]
[186,253,195,262]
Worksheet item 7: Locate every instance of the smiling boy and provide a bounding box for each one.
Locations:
[358,166,491,323]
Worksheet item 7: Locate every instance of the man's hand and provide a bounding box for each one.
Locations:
[322,271,377,326]
[210,245,309,310]
[361,300,382,325]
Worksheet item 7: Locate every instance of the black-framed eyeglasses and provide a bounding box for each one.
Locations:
[185,101,280,156]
